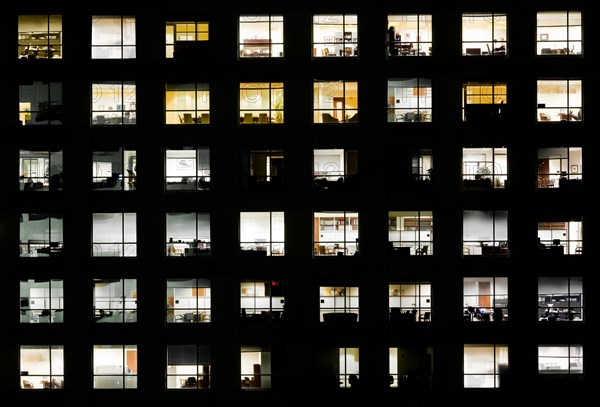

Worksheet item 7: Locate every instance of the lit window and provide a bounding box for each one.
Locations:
[165,83,210,125]
[462,13,507,56]
[314,211,359,256]
[19,150,63,191]
[166,345,211,389]
[537,79,582,122]
[20,345,64,389]
[91,81,136,126]
[464,344,508,388]
[242,148,284,189]
[241,346,271,389]
[93,279,137,323]
[537,11,582,55]
[166,212,211,257]
[462,81,507,123]
[313,148,358,189]
[19,81,62,125]
[91,16,136,59]
[538,277,583,322]
[239,15,283,58]
[463,277,508,322]
[166,21,209,58]
[92,213,137,257]
[538,345,583,382]
[387,78,432,122]
[319,286,359,322]
[387,14,432,57]
[239,82,284,124]
[166,278,211,323]
[388,211,433,256]
[313,14,358,58]
[240,211,285,256]
[18,15,62,59]
[93,345,137,389]
[537,147,582,189]
[20,279,64,323]
[389,282,432,322]
[462,210,508,256]
[389,346,433,388]
[20,213,63,257]
[313,80,358,123]
[537,218,582,255]
[92,149,136,191]
[462,147,507,190]
[240,280,285,322]
[165,148,211,191]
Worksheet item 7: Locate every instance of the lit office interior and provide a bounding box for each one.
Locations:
[7,5,592,397]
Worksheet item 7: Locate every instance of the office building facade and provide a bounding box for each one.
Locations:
[2,2,594,404]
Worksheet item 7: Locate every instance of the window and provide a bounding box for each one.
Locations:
[463,277,508,322]
[313,14,357,58]
[537,79,582,122]
[389,346,433,388]
[464,344,508,388]
[462,13,507,56]
[538,345,583,385]
[537,147,582,189]
[165,148,211,191]
[91,16,135,59]
[166,278,211,323]
[240,211,285,256]
[167,345,211,389]
[242,148,284,189]
[165,83,210,125]
[241,280,285,322]
[462,147,507,190]
[537,11,582,55]
[314,211,359,256]
[20,279,64,323]
[387,79,432,122]
[91,81,137,126]
[389,148,433,187]
[20,345,64,389]
[313,148,358,189]
[166,213,211,257]
[239,15,283,58]
[387,14,432,57]
[315,346,359,389]
[93,345,137,389]
[239,82,284,124]
[19,149,63,191]
[314,80,358,123]
[20,213,63,257]
[462,81,507,123]
[19,81,62,125]
[462,210,508,256]
[92,149,136,191]
[92,212,137,257]
[389,282,432,322]
[18,14,62,59]
[537,218,582,255]
[93,279,137,323]
[538,277,583,322]
[166,21,209,58]
[241,346,271,389]
[388,211,433,256]
[319,286,359,322]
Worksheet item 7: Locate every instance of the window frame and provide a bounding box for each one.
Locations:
[319,286,359,322]
[93,278,137,323]
[166,278,212,323]
[240,280,285,322]
[536,11,582,56]
[20,213,63,257]
[239,211,285,256]
[91,15,136,59]
[389,282,432,322]
[313,80,358,124]
[165,147,211,191]
[387,14,433,57]
[387,78,432,123]
[537,277,583,322]
[463,344,509,388]
[536,78,583,122]
[20,279,64,324]
[313,14,358,58]
[166,212,211,257]
[462,210,509,256]
[91,81,137,126]
[239,15,284,59]
[91,212,137,257]
[314,211,359,256]
[18,14,62,60]
[20,345,64,389]
[461,13,507,56]
[92,344,138,389]
[463,277,508,322]
[166,345,212,389]
[462,147,508,190]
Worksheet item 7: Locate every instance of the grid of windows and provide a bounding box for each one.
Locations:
[7,6,590,398]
